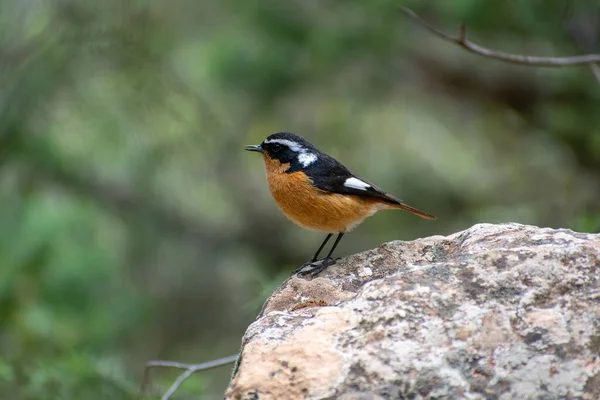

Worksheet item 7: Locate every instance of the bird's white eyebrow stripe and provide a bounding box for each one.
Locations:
[263,138,302,153]
[344,177,371,190]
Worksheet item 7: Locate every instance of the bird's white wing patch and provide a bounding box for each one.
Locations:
[298,152,317,167]
[344,177,371,190]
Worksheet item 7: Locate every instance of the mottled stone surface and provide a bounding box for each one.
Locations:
[225,223,600,400]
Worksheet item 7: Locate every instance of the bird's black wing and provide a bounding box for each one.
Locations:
[303,153,436,220]
[305,154,401,204]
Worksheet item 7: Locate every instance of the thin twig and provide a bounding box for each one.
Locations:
[139,354,239,399]
[161,368,199,400]
[562,10,600,85]
[400,6,600,66]
[589,63,600,84]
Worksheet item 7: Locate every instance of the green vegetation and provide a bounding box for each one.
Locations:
[0,0,598,398]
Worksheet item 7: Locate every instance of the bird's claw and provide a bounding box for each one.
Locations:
[292,257,333,277]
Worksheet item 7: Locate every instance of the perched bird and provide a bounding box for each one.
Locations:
[245,132,435,276]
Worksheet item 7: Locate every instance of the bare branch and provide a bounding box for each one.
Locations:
[139,354,238,399]
[400,7,600,67]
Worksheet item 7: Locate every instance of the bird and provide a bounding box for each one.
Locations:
[245,132,435,276]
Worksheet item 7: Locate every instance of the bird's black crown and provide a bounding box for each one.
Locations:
[263,132,314,148]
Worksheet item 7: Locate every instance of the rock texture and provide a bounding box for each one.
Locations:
[225,223,600,400]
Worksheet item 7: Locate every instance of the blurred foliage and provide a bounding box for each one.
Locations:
[0,0,599,398]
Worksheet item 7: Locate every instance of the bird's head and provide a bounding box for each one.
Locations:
[245,132,319,171]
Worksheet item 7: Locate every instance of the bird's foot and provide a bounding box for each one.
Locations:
[293,257,334,277]
[291,260,316,275]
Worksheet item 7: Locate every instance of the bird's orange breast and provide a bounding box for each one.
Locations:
[262,154,389,233]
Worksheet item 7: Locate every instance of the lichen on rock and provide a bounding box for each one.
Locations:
[225,223,600,400]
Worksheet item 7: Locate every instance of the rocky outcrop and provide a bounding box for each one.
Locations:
[225,223,600,400]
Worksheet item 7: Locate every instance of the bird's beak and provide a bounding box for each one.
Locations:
[244,144,263,153]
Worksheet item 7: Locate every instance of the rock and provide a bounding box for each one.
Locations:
[225,223,600,400]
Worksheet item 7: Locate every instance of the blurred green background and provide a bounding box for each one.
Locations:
[1,0,599,398]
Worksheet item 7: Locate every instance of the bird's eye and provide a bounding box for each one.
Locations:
[271,144,282,152]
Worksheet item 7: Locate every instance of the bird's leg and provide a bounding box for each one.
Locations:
[309,233,333,263]
[292,233,333,274]
[300,233,345,277]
